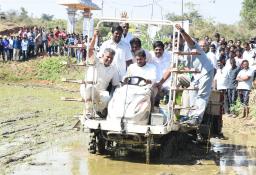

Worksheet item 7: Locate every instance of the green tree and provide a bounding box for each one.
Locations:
[20,7,28,19]
[240,0,256,29]
[41,13,54,21]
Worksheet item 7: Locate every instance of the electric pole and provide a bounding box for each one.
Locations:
[101,0,104,17]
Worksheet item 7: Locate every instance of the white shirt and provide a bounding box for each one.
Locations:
[8,39,13,49]
[207,51,217,69]
[132,49,152,63]
[98,39,133,81]
[214,67,229,90]
[225,58,241,70]
[122,32,133,45]
[126,63,157,84]
[234,56,244,67]
[243,49,256,67]
[21,40,28,51]
[236,68,254,90]
[149,51,172,88]
[86,60,119,90]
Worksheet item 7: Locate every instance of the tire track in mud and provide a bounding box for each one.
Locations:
[0,109,78,171]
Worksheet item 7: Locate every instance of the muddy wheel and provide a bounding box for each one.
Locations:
[96,134,106,155]
[146,136,151,164]
[88,130,96,154]
[160,132,178,161]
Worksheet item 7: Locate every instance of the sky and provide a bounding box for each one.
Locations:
[0,0,244,24]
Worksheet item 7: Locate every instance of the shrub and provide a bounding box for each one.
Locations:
[37,57,65,81]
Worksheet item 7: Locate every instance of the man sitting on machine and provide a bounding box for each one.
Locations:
[80,30,119,117]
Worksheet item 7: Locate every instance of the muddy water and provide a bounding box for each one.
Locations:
[1,84,256,175]
[12,130,256,175]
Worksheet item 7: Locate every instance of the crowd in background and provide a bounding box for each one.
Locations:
[1,25,256,117]
[198,33,256,117]
[0,26,89,62]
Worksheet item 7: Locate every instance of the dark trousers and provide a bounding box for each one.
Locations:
[8,49,13,60]
[238,89,250,106]
[227,89,237,110]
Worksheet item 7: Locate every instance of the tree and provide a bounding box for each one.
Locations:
[240,0,256,29]
[20,7,28,19]
[41,13,54,21]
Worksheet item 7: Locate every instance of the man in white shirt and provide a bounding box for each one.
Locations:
[129,37,152,63]
[214,60,229,113]
[149,41,172,106]
[98,26,133,82]
[80,48,119,116]
[121,23,133,45]
[207,44,217,69]
[124,49,157,111]
[149,41,172,89]
[236,60,254,117]
[242,42,256,69]
[125,49,157,85]
[81,31,119,116]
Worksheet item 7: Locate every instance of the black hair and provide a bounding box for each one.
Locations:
[111,25,123,34]
[130,37,141,47]
[134,49,146,58]
[153,41,164,49]
[241,59,249,65]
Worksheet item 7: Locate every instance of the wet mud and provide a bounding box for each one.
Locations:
[1,83,256,175]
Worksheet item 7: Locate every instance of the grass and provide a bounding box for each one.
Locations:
[0,56,85,83]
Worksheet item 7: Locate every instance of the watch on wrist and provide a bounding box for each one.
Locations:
[180,28,185,33]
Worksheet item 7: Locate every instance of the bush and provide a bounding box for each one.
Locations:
[37,57,65,81]
[230,100,243,116]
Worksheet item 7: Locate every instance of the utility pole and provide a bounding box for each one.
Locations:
[181,0,184,27]
[151,0,154,19]
[101,0,104,17]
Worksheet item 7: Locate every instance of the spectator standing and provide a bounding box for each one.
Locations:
[0,36,4,60]
[47,34,54,57]
[21,36,28,61]
[8,36,14,60]
[236,60,254,117]
[13,36,22,61]
[226,58,240,115]
[234,49,244,67]
[35,29,43,56]
[2,36,9,61]
[214,60,229,114]
[207,44,217,69]
[41,28,48,52]
[243,42,256,69]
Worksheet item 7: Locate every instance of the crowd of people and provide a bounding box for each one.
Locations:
[0,26,88,62]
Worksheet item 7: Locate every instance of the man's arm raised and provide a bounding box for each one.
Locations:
[87,30,99,62]
[175,24,195,49]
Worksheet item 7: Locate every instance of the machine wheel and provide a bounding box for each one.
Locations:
[160,132,178,161]
[88,130,96,154]
[96,134,107,155]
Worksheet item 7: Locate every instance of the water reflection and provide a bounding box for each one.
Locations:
[12,133,256,175]
[212,139,256,175]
